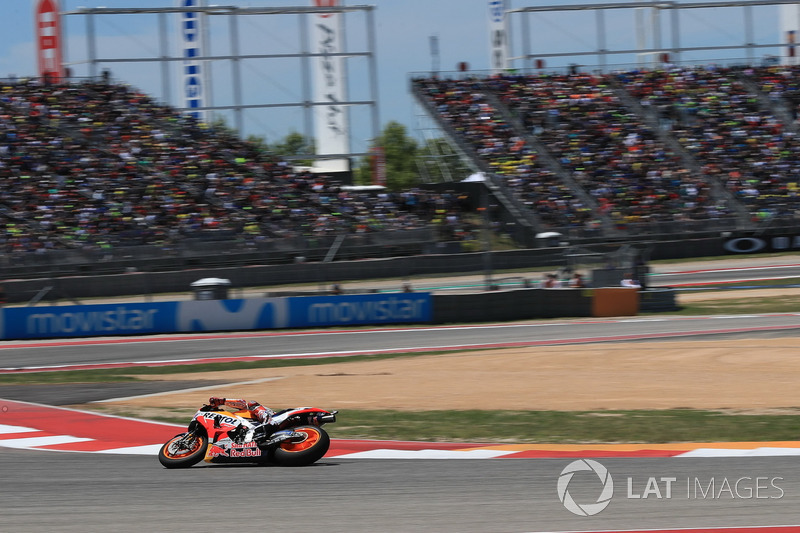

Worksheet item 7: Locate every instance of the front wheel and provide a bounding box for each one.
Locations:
[158,432,208,469]
[271,426,330,466]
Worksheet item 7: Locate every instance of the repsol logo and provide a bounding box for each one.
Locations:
[308,297,428,324]
[26,308,158,335]
[203,413,238,426]
[724,236,800,254]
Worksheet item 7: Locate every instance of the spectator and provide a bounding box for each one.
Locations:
[620,273,641,288]
[0,79,475,259]
[541,273,562,288]
[568,273,587,288]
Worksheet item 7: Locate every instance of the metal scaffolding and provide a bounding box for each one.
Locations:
[507,0,799,71]
[62,4,380,160]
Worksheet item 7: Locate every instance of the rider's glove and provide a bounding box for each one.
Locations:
[209,397,225,407]
[252,405,274,424]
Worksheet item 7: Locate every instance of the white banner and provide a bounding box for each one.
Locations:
[311,0,350,172]
[780,5,800,65]
[179,0,206,121]
[488,0,509,73]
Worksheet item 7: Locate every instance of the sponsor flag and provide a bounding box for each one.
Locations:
[780,5,800,65]
[311,0,351,172]
[488,0,509,73]
[179,0,206,121]
[35,0,64,82]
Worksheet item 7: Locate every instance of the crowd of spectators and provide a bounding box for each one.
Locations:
[413,77,596,230]
[0,78,473,256]
[7,65,800,260]
[621,64,800,223]
[738,64,800,121]
[417,64,800,230]
[485,72,730,228]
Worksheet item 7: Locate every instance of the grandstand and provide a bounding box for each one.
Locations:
[0,78,475,278]
[412,64,800,244]
[6,65,800,280]
[5,3,800,284]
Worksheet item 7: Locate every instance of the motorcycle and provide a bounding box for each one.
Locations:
[158,404,337,468]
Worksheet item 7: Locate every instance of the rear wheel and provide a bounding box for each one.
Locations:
[158,432,208,469]
[272,426,330,466]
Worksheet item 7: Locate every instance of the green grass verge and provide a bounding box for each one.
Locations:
[655,294,800,316]
[84,406,800,444]
[326,409,800,443]
[644,275,800,316]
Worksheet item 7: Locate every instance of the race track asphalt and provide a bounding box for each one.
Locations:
[4,259,800,532]
[2,449,798,533]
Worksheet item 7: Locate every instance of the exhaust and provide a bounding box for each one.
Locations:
[318,411,337,424]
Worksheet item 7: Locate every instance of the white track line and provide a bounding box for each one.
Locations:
[0,435,93,448]
[96,444,163,455]
[335,449,518,459]
[0,423,40,434]
[536,525,800,533]
[677,447,800,458]
[92,376,286,403]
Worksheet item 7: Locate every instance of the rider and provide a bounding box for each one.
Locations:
[209,397,278,435]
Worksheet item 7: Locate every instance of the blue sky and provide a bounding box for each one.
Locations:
[0,1,788,153]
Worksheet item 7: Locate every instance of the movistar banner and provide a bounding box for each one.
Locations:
[288,293,432,328]
[0,294,432,339]
[3,302,177,339]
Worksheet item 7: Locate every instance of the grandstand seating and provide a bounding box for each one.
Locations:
[5,65,800,276]
[413,77,594,231]
[0,78,472,265]
[412,64,800,237]
[488,73,728,227]
[622,66,800,224]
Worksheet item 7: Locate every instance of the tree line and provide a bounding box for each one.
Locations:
[224,119,471,190]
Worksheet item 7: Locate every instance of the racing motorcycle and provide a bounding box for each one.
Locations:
[158,404,337,468]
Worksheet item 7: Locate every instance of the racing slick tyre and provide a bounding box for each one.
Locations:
[158,432,208,469]
[272,426,331,466]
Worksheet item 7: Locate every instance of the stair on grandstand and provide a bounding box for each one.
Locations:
[410,77,542,246]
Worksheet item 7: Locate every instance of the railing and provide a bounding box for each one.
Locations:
[0,227,439,279]
[3,213,796,282]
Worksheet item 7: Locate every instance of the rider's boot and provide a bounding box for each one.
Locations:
[253,421,277,443]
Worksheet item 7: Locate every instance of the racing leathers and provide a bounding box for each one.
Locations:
[208,397,276,434]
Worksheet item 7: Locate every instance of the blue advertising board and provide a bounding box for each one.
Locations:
[176,298,290,332]
[288,293,432,328]
[0,293,433,340]
[3,302,177,339]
